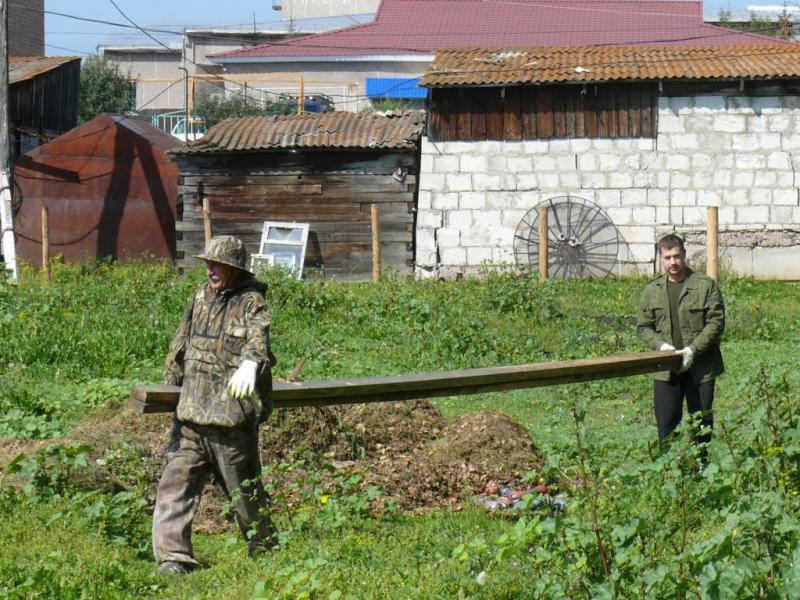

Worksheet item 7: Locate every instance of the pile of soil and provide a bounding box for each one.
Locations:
[1,399,543,532]
[256,403,540,513]
[365,410,541,512]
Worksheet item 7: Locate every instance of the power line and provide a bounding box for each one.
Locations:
[45,43,92,56]
[136,78,183,112]
[30,1,790,58]
[105,0,291,105]
[37,1,794,114]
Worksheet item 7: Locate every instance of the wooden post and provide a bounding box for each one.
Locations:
[707,206,719,281]
[201,184,211,244]
[538,205,548,279]
[298,73,304,115]
[41,205,49,281]
[0,0,17,280]
[371,203,381,282]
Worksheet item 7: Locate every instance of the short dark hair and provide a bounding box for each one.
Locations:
[657,234,685,255]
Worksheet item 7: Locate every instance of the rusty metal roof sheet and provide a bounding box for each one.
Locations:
[421,45,800,87]
[173,110,425,154]
[9,56,81,85]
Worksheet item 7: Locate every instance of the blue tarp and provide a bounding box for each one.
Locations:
[365,77,426,99]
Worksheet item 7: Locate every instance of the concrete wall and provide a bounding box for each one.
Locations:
[103,33,299,113]
[281,0,379,19]
[417,95,800,279]
[104,50,184,112]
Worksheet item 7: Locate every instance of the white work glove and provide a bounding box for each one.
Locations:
[228,359,258,398]
[659,343,675,352]
[677,347,694,372]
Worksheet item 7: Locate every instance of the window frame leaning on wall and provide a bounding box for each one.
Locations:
[426,82,658,142]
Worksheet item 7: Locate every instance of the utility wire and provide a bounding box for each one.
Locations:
[45,43,92,56]
[27,1,792,57]
[106,0,291,104]
[36,1,794,113]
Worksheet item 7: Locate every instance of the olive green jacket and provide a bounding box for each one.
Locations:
[636,270,725,383]
[164,277,274,428]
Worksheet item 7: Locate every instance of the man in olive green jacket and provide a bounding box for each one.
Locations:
[636,234,725,460]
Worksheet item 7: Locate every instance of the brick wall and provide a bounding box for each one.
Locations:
[417,95,800,279]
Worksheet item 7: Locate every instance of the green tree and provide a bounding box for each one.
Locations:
[78,55,136,123]
[193,92,292,129]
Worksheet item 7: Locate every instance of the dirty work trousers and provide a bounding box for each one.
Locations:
[654,372,715,456]
[152,419,277,566]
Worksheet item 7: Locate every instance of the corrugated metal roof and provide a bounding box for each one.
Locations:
[210,0,783,61]
[172,111,425,154]
[9,56,81,85]
[421,45,800,87]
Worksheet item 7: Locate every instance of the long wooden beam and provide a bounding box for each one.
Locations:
[128,351,680,415]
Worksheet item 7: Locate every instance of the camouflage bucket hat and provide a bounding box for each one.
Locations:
[195,235,253,275]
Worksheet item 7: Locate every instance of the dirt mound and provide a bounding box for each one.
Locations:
[365,411,541,512]
[2,399,543,532]
[334,400,446,455]
[259,406,355,462]
[258,401,447,462]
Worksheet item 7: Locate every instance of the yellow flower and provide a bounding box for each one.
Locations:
[320,495,329,505]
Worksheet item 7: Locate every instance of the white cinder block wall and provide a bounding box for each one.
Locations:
[416,95,800,279]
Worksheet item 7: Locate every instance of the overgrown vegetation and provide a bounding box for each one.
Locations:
[193,92,295,129]
[1,262,798,597]
[78,55,137,123]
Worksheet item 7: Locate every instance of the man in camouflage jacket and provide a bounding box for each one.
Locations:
[152,235,277,575]
[636,234,725,462]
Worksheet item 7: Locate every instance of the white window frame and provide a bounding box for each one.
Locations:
[251,221,310,279]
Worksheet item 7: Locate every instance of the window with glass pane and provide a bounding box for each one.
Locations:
[252,221,310,279]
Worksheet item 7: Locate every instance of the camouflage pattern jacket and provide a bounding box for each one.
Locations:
[164,277,273,428]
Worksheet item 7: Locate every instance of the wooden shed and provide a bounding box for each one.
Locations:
[171,111,424,278]
[14,113,181,265]
[9,56,81,155]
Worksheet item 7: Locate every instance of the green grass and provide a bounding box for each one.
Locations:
[1,263,799,598]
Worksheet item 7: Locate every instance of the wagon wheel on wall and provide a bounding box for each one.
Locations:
[513,196,623,279]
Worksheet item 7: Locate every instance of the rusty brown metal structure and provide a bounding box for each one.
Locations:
[14,113,182,265]
[421,45,800,88]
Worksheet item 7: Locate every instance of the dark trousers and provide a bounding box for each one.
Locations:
[152,419,277,565]
[654,372,715,453]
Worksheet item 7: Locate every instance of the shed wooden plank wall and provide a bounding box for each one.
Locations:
[428,82,658,142]
[175,151,418,278]
[10,60,80,138]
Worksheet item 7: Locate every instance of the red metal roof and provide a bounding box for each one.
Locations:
[172,111,424,154]
[421,44,800,86]
[211,0,783,61]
